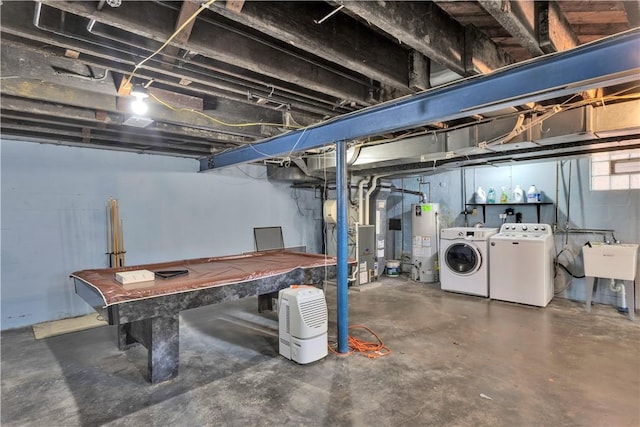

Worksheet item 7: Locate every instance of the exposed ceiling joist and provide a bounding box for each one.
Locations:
[208,1,412,97]
[477,0,542,56]
[338,0,514,76]
[537,1,581,53]
[1,1,638,168]
[160,1,201,71]
[202,30,640,170]
[38,0,374,106]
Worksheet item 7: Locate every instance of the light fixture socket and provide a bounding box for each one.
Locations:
[130,84,148,99]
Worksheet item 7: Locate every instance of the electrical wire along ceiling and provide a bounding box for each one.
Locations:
[1,1,639,177]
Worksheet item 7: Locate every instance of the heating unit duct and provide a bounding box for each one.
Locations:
[368,183,392,278]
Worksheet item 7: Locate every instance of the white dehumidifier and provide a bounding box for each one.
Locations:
[278,286,328,364]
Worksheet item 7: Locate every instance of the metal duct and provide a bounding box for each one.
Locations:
[368,182,392,279]
[305,132,446,175]
[266,164,324,183]
[300,99,640,177]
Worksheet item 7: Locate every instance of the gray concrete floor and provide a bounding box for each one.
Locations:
[2,277,639,426]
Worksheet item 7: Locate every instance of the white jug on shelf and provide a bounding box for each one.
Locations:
[475,187,487,204]
[526,185,538,203]
[512,185,524,203]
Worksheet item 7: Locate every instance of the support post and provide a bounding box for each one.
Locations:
[336,140,349,353]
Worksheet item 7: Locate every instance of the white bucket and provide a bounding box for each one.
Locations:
[385,260,401,277]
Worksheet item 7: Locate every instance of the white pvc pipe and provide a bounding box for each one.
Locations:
[365,175,386,225]
[358,178,367,226]
[609,279,627,310]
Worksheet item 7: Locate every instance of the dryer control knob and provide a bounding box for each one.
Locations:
[522,225,528,230]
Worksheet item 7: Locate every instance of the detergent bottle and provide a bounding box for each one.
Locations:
[527,185,538,203]
[475,187,487,204]
[500,187,508,203]
[512,185,524,203]
[487,187,496,204]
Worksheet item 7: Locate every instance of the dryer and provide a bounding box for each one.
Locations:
[489,223,554,307]
[440,227,498,297]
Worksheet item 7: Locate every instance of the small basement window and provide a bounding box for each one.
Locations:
[591,149,640,191]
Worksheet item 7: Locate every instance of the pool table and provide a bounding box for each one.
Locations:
[71,250,339,383]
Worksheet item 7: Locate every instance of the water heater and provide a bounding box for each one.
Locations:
[278,286,328,364]
[411,203,440,283]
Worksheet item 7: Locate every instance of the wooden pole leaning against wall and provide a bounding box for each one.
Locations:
[107,200,113,267]
[107,198,126,268]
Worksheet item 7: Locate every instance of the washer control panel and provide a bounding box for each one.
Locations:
[441,227,499,240]
[498,223,552,237]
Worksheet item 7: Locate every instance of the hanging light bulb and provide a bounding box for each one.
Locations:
[131,97,148,115]
[130,84,148,115]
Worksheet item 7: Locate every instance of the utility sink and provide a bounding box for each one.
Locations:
[582,243,639,281]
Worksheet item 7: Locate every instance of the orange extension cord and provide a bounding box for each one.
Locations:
[328,325,391,359]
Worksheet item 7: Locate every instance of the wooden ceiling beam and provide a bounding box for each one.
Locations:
[161,1,201,70]
[338,1,513,77]
[478,0,544,56]
[225,0,245,14]
[37,0,373,105]
[0,121,216,156]
[537,1,580,54]
[1,24,345,119]
[340,1,466,74]
[207,1,411,96]
[480,1,589,98]
[0,97,248,148]
[479,1,580,56]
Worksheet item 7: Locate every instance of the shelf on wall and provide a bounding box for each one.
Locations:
[465,202,553,223]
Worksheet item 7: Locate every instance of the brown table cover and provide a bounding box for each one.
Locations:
[71,250,339,306]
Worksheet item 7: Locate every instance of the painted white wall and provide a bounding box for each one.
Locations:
[390,151,640,309]
[4,137,636,329]
[1,140,320,330]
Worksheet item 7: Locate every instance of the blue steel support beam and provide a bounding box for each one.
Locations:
[201,30,640,171]
[335,140,349,354]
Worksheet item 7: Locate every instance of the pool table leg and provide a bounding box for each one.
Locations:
[118,314,180,383]
[258,291,278,313]
[117,323,139,350]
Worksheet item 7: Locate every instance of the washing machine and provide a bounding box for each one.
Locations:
[440,227,498,297]
[489,223,554,307]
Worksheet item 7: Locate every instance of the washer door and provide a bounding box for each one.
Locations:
[445,242,481,275]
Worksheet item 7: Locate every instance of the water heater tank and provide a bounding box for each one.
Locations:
[411,203,440,283]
